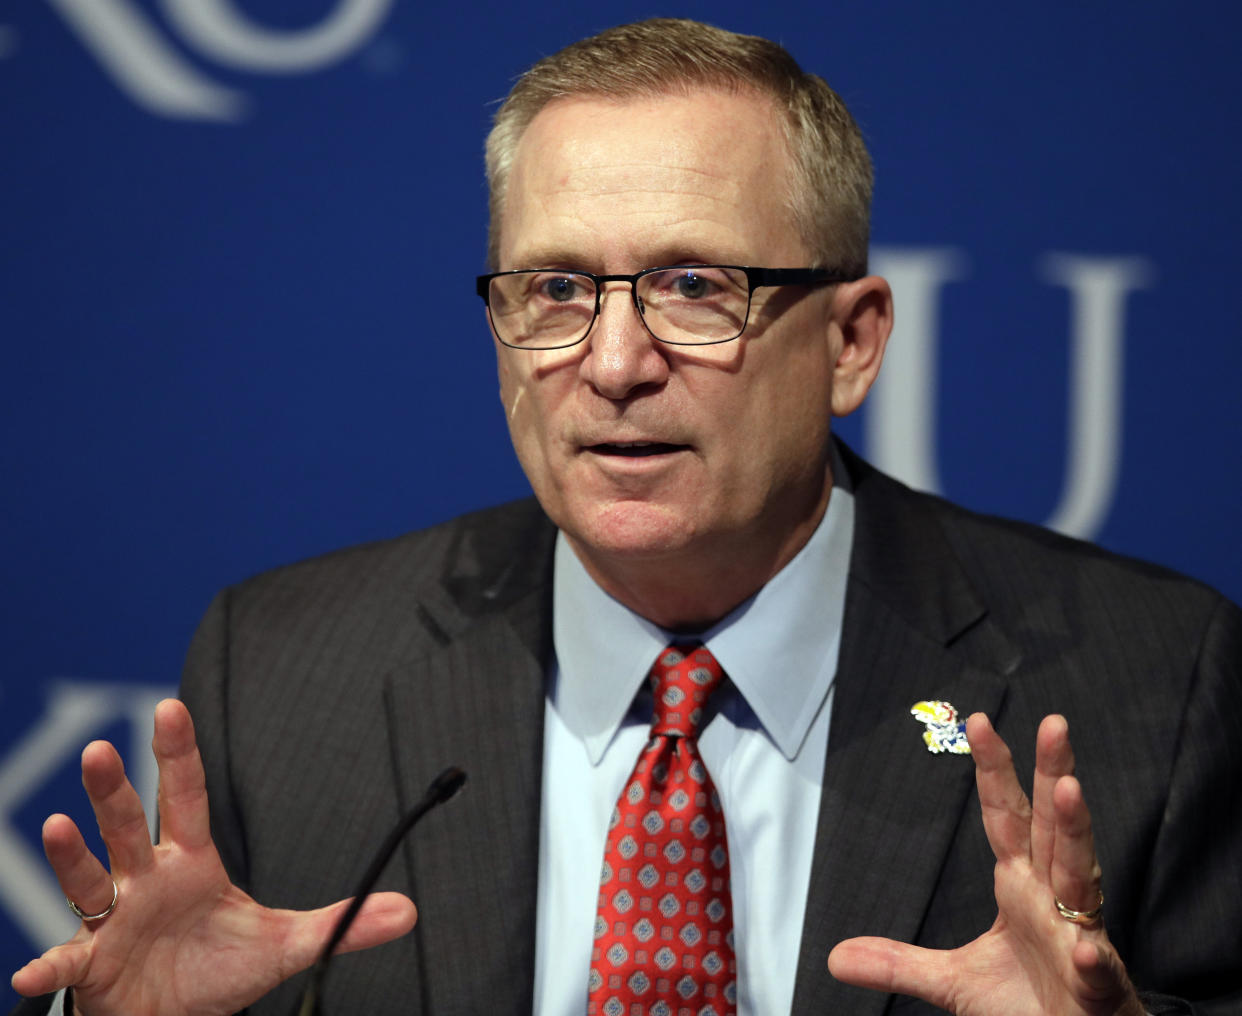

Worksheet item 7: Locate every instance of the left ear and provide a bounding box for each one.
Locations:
[827,275,893,417]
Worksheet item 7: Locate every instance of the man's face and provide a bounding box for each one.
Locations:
[493,88,849,585]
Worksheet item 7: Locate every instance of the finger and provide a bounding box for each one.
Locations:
[1052,773,1102,915]
[1031,714,1074,880]
[80,739,155,874]
[280,892,418,972]
[966,713,1032,863]
[828,936,954,1010]
[153,699,212,849]
[42,813,116,921]
[10,941,91,997]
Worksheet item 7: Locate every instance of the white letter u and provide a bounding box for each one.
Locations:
[865,248,1153,541]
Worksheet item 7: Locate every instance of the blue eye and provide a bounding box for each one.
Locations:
[542,276,581,302]
[675,272,710,298]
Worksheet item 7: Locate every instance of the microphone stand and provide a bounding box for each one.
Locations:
[295,766,467,1016]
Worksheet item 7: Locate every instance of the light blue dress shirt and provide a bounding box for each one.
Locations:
[533,468,855,1016]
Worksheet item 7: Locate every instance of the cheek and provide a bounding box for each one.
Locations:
[499,362,540,462]
[499,366,527,428]
[499,346,580,439]
[739,350,834,474]
[497,354,570,488]
[498,346,538,424]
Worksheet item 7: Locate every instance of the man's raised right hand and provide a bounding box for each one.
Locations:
[10,699,417,1016]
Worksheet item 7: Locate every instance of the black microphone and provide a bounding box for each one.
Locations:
[295,766,467,1016]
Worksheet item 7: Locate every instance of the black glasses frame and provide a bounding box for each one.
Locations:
[475,264,859,349]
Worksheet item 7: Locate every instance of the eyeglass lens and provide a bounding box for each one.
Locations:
[487,267,751,348]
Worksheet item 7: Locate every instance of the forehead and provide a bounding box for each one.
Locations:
[499,88,805,269]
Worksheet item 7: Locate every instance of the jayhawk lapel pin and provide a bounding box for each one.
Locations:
[910,700,972,754]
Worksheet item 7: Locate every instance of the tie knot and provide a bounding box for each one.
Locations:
[648,643,724,738]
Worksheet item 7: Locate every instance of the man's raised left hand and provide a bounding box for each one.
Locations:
[828,713,1146,1016]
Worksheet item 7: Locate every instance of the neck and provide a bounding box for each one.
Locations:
[566,470,835,631]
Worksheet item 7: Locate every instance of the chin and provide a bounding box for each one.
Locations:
[561,499,704,561]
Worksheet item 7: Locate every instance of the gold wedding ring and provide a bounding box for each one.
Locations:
[67,878,119,922]
[1055,889,1103,925]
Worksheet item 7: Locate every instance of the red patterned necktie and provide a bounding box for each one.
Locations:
[588,643,737,1016]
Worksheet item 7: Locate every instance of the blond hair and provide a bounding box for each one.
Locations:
[484,18,873,274]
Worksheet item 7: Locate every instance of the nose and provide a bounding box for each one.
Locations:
[579,282,670,400]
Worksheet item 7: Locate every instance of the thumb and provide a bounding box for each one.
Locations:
[282,892,417,970]
[828,935,954,1010]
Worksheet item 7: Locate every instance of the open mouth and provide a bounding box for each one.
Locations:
[588,441,689,458]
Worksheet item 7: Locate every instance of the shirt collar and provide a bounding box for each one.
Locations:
[552,447,855,765]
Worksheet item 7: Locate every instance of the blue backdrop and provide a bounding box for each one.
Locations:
[3,1,1239,997]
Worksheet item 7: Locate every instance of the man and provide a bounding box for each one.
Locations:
[11,18,1240,1016]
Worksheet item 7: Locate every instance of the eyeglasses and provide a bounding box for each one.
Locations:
[475,265,858,350]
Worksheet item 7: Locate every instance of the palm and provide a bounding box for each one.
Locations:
[828,714,1143,1016]
[58,859,297,1016]
[11,700,415,1016]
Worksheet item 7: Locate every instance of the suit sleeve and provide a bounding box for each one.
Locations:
[1132,596,1242,1015]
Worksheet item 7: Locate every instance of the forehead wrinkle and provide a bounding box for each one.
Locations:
[525,170,747,238]
[528,127,754,195]
[563,156,745,187]
[554,158,746,193]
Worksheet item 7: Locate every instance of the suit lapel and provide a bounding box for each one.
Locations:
[381,502,555,1015]
[791,451,1020,1012]
[791,584,1008,1012]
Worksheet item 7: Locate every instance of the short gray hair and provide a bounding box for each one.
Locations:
[485,18,873,274]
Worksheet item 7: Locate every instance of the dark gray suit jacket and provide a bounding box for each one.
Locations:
[17,448,1242,1014]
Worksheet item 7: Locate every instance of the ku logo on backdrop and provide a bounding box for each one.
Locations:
[5,0,395,120]
[870,248,1152,541]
